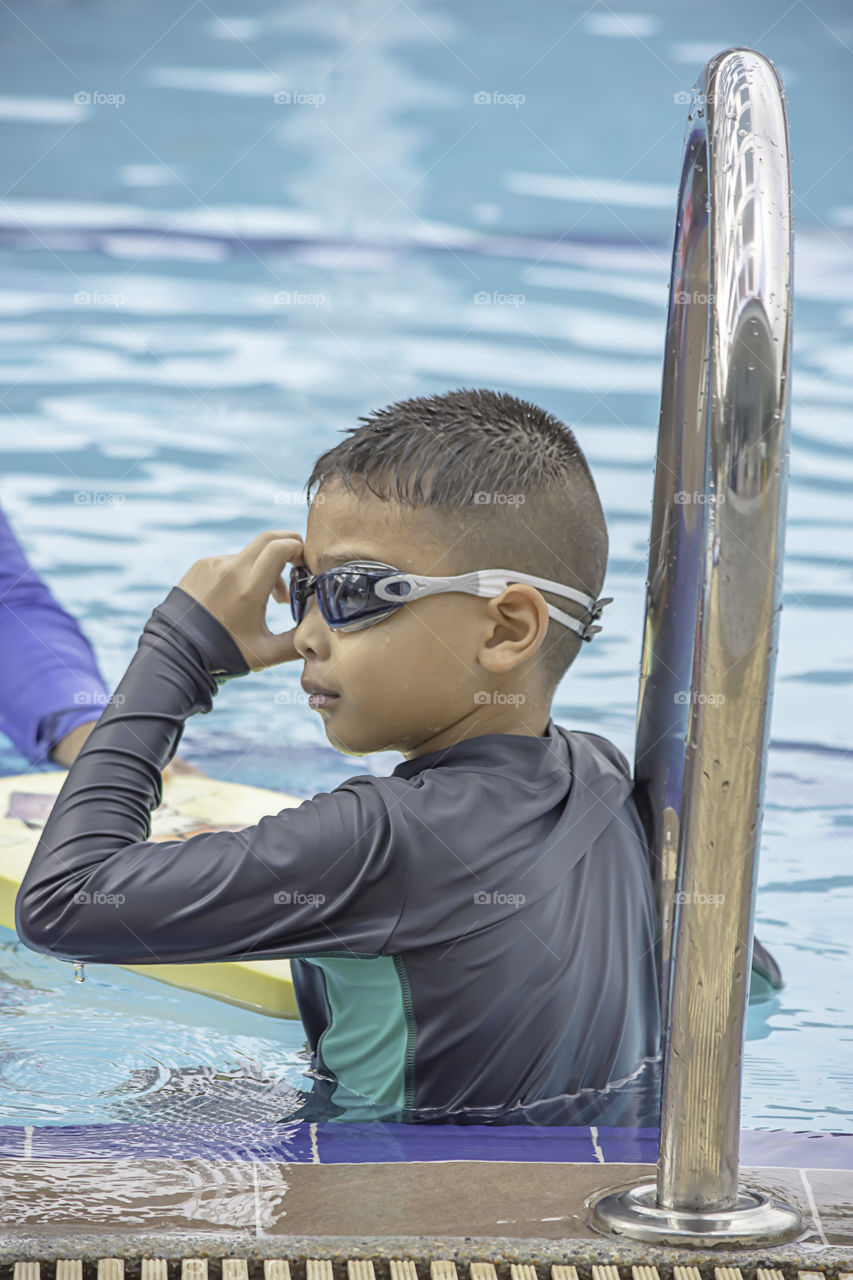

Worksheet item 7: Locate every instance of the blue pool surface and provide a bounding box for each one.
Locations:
[1,0,852,1142]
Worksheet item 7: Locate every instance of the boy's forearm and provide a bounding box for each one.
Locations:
[15,586,249,953]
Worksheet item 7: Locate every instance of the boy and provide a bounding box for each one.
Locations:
[16,388,661,1124]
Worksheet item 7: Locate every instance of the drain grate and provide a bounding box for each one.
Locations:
[8,1263,853,1280]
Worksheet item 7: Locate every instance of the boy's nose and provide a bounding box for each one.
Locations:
[292,593,331,658]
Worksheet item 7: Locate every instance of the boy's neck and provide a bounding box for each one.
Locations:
[403,711,551,761]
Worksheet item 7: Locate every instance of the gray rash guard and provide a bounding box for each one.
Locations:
[15,586,662,1124]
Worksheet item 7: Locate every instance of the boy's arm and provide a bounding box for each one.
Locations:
[14,586,404,965]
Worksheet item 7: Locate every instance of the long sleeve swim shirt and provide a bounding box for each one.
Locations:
[15,586,662,1123]
[0,504,110,764]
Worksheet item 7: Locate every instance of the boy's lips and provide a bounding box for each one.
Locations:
[301,676,340,699]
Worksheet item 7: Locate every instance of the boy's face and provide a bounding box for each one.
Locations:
[292,479,550,759]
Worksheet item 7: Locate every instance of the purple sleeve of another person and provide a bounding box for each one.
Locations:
[0,504,110,765]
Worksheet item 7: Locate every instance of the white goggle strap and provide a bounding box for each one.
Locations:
[374,569,613,642]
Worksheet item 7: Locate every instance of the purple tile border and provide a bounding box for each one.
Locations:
[315,1122,604,1164]
[0,1122,852,1168]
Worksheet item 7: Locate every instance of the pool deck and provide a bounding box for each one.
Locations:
[1,1128,852,1271]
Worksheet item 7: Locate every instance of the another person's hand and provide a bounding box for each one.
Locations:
[50,719,205,778]
[50,721,97,768]
[176,529,304,671]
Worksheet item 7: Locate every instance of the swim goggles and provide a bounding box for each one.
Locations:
[289,560,612,640]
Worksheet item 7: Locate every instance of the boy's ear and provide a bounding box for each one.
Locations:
[479,585,550,672]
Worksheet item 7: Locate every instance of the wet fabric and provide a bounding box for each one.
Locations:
[16,585,662,1121]
[0,504,110,764]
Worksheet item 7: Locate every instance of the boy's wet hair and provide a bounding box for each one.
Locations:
[305,387,608,696]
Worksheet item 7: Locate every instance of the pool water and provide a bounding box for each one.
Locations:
[1,0,852,1132]
[0,925,310,1127]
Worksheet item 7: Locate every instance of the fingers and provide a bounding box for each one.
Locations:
[235,532,303,598]
[247,537,303,602]
[234,530,304,569]
[265,624,301,669]
[241,621,301,671]
[271,573,290,604]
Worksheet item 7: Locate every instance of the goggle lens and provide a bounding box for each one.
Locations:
[289,563,402,629]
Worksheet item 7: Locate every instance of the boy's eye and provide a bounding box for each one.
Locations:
[328,570,370,607]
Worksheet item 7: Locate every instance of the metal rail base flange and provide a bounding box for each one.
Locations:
[590,1182,803,1248]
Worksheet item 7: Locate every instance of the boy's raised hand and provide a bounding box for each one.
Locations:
[177,530,305,672]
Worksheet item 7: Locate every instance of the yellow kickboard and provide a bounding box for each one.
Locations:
[0,769,302,1019]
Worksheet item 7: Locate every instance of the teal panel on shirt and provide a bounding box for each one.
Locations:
[309,954,415,1114]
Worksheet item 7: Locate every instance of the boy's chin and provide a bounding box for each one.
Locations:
[324,721,402,758]
[323,724,374,757]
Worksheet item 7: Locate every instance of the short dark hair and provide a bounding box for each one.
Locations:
[305,387,608,696]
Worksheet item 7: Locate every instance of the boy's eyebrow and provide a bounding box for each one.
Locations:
[310,549,389,571]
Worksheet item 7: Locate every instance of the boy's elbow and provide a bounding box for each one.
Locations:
[15,883,136,964]
[15,887,77,958]
[15,889,51,953]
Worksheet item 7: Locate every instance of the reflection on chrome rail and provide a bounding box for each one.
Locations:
[594,48,800,1246]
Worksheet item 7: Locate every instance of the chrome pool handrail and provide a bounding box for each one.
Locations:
[592,47,801,1246]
